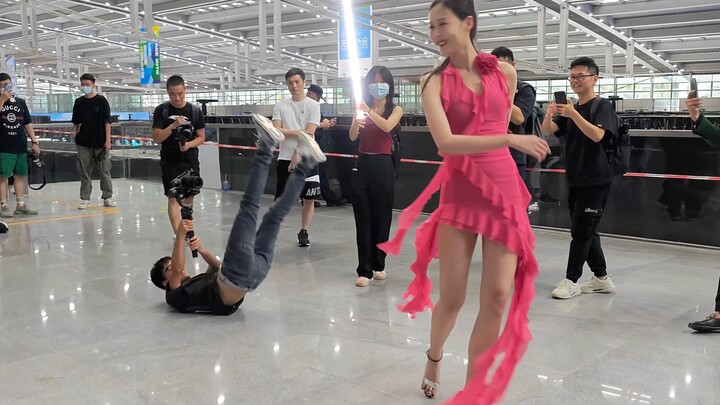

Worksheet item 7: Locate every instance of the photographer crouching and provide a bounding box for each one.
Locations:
[151,75,206,233]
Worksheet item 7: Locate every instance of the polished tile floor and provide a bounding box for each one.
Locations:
[0,179,718,404]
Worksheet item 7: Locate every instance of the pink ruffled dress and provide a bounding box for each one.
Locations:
[379,54,539,404]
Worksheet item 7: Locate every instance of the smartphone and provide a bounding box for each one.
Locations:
[690,78,698,96]
[554,91,568,104]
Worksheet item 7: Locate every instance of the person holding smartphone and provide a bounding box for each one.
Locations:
[541,57,619,300]
[72,73,116,210]
[685,90,720,332]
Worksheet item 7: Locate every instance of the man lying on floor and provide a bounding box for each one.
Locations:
[149,113,326,315]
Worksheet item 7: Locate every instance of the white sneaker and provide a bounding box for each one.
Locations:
[297,131,327,163]
[580,275,616,294]
[373,271,387,280]
[355,277,371,287]
[251,113,285,144]
[78,200,91,210]
[103,198,117,207]
[552,279,581,299]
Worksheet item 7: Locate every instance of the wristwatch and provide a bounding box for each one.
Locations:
[31,141,39,145]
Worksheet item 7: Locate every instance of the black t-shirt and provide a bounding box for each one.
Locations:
[165,273,242,315]
[71,94,111,148]
[508,81,537,164]
[0,98,32,154]
[152,102,205,162]
[553,97,618,187]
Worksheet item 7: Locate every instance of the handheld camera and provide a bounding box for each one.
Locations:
[173,122,196,149]
[168,169,204,258]
[28,150,43,168]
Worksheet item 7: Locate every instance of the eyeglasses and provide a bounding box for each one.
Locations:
[568,74,596,82]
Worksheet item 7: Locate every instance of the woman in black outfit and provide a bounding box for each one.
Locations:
[349,66,404,287]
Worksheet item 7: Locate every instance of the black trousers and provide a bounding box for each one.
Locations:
[352,154,395,279]
[565,184,611,283]
[715,273,720,312]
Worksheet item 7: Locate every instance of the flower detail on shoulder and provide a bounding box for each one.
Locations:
[475,53,499,74]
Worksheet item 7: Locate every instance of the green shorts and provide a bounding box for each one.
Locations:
[0,153,29,177]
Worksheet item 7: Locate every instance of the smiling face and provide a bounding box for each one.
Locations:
[568,65,598,97]
[428,2,475,58]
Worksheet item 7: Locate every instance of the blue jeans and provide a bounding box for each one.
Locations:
[218,141,310,291]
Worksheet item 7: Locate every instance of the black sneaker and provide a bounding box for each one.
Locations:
[688,313,720,332]
[298,229,310,247]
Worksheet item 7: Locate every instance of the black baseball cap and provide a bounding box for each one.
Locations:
[308,84,324,99]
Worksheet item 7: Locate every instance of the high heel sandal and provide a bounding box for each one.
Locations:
[422,350,442,399]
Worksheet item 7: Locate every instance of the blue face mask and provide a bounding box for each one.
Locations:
[1,83,12,93]
[81,86,94,95]
[368,83,390,100]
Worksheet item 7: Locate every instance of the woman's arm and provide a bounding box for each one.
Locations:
[365,105,404,133]
[421,71,548,160]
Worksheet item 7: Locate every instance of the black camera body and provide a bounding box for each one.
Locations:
[169,169,203,258]
[173,123,196,148]
[168,169,203,202]
[28,150,43,168]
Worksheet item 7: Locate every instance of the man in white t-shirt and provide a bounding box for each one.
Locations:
[272,68,321,247]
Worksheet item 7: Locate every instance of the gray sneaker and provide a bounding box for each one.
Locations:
[0,205,13,218]
[15,205,38,215]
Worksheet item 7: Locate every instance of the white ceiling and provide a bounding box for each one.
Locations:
[1,0,719,92]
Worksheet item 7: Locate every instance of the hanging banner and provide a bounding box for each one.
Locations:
[139,26,161,85]
[338,5,372,79]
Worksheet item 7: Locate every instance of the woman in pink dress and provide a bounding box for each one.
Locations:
[379,0,550,403]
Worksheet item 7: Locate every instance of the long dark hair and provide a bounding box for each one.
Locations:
[421,0,478,94]
[363,65,396,118]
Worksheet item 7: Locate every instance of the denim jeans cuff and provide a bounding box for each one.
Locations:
[217,268,253,292]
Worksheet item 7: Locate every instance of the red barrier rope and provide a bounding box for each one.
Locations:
[33,129,720,181]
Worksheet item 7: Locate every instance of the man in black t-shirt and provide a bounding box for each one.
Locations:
[541,57,618,300]
[149,114,326,315]
[491,47,537,184]
[0,72,40,218]
[72,73,115,210]
[151,75,206,233]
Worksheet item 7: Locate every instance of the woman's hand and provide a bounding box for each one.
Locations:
[510,135,551,162]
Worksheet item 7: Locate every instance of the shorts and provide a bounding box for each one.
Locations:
[160,158,201,197]
[0,153,29,178]
[275,160,321,200]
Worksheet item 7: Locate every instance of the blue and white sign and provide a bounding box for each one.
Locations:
[338,5,373,78]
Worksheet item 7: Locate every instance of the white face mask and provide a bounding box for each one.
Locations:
[81,86,94,95]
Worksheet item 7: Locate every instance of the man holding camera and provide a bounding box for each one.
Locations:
[0,73,40,218]
[152,75,206,233]
[72,73,116,210]
[541,57,618,300]
[149,114,326,315]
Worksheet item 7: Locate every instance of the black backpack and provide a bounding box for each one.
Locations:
[588,97,631,176]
